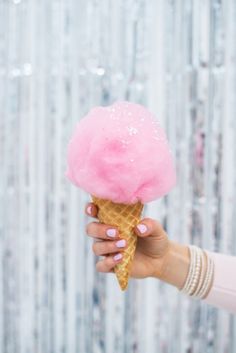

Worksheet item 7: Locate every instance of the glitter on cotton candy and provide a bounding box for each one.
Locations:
[65,101,176,204]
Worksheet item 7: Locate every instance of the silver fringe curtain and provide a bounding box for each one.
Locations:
[0,0,236,352]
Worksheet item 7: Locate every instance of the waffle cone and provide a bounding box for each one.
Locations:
[91,195,144,291]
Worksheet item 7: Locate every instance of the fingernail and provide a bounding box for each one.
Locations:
[106,228,116,238]
[136,224,148,234]
[87,205,92,214]
[116,239,126,248]
[113,253,122,261]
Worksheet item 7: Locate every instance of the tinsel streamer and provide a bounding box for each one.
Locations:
[0,0,236,352]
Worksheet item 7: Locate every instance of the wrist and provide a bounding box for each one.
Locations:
[180,246,215,299]
[151,240,190,289]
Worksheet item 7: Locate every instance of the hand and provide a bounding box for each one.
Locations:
[85,202,173,280]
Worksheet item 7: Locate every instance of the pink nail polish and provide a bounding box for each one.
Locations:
[116,239,126,248]
[137,224,148,234]
[114,253,122,261]
[87,205,92,214]
[106,229,116,238]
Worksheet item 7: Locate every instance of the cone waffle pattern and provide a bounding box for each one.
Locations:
[92,195,144,291]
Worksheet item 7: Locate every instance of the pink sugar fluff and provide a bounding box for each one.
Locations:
[65,101,176,204]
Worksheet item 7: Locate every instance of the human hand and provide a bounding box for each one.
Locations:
[85,202,174,280]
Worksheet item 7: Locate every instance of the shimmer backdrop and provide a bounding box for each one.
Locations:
[1,0,236,352]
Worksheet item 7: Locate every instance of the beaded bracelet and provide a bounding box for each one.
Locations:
[181,246,197,294]
[198,252,214,299]
[188,246,202,295]
[180,245,215,300]
[192,249,205,297]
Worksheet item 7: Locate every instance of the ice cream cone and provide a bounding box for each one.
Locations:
[91,195,144,291]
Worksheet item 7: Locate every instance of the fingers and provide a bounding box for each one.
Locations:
[134,218,167,238]
[85,202,120,240]
[86,221,119,240]
[85,202,98,218]
[92,238,127,256]
[96,253,123,273]
[85,200,125,273]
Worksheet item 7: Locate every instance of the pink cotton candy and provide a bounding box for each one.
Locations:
[66,101,176,204]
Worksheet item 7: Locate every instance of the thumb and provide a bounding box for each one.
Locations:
[134,218,167,239]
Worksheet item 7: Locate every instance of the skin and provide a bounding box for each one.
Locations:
[85,202,191,290]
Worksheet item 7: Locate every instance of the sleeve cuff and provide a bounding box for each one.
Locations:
[203,251,236,314]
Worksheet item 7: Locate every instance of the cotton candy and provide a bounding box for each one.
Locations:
[66,101,176,204]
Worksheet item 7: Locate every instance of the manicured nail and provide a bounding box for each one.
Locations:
[116,239,126,248]
[87,205,92,214]
[106,228,117,238]
[136,224,148,234]
[113,253,122,261]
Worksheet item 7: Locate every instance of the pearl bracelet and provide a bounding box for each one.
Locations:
[180,245,215,300]
[181,246,195,293]
[198,252,214,299]
[192,249,205,297]
[181,246,200,295]
[188,246,202,295]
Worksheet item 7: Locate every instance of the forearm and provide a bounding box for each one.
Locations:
[152,240,215,297]
[152,241,236,314]
[152,240,191,289]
